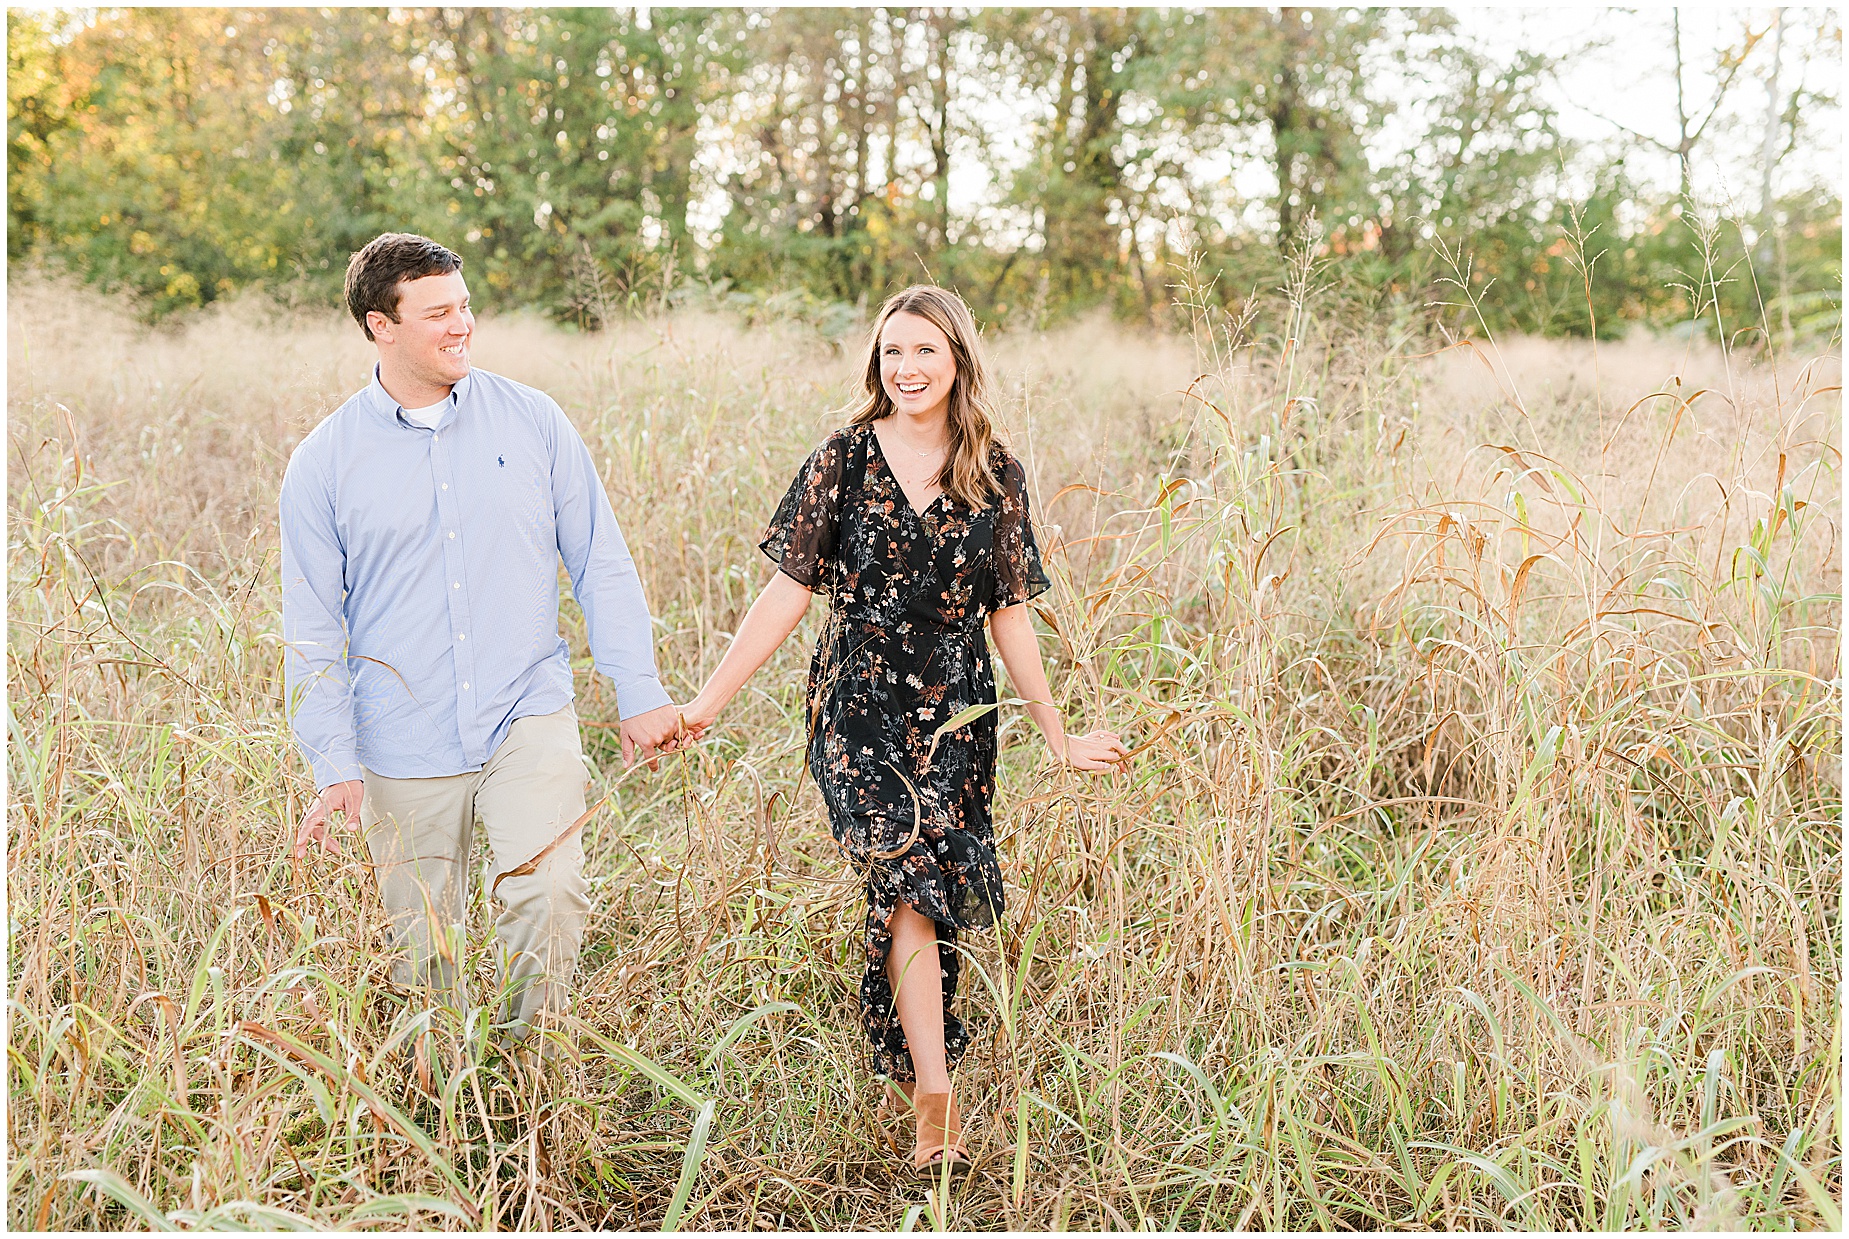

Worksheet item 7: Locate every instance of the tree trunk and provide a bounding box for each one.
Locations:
[1758,8,1784,224]
[1269,9,1308,247]
[926,10,952,249]
[1672,12,1693,203]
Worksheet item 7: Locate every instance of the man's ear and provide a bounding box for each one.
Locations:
[367,310,395,344]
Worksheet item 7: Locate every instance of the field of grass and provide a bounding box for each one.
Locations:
[7,263,1840,1230]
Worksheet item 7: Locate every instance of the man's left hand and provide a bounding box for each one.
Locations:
[620,703,682,771]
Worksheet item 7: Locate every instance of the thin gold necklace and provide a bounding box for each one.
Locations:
[888,421,945,458]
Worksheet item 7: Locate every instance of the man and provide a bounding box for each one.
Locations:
[281,232,680,1040]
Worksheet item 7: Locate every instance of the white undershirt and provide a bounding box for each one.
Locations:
[400,399,448,428]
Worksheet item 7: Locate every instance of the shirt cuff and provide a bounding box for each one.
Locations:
[310,751,364,791]
[611,674,673,720]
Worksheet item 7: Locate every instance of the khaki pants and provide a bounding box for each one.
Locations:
[360,704,590,1037]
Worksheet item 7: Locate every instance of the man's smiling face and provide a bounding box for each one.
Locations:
[371,270,473,394]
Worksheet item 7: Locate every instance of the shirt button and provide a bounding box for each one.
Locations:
[453,582,460,589]
[441,483,449,491]
[457,633,466,642]
[462,681,470,690]
[448,531,456,539]
[432,434,440,443]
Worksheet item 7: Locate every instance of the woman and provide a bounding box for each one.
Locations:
[676,285,1126,1177]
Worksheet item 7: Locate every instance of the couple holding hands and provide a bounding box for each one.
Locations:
[281,233,1127,1178]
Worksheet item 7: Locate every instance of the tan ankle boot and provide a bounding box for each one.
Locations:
[874,1080,916,1155]
[912,1091,971,1178]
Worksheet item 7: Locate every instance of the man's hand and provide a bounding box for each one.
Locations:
[620,703,682,771]
[295,779,365,858]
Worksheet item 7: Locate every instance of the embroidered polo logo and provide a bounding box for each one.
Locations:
[498,455,506,467]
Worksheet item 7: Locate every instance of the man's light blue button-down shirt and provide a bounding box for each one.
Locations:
[280,366,670,789]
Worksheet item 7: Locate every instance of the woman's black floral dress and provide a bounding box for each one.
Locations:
[760,423,1049,1081]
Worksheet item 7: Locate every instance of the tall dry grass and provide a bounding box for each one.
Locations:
[7,258,1840,1230]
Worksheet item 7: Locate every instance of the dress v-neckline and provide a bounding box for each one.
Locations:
[867,424,945,520]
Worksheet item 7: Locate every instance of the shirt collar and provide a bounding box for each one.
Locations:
[367,365,476,425]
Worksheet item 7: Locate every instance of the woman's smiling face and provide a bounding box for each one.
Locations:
[879,311,956,421]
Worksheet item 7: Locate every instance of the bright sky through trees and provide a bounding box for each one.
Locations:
[9,6,1839,332]
[915,6,1840,245]
[1488,7,1840,198]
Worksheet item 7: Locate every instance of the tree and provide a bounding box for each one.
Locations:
[976,8,1146,310]
[9,7,1838,337]
[420,8,740,317]
[1588,11,1775,203]
[8,11,73,260]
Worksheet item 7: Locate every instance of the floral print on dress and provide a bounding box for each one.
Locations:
[760,423,1049,1081]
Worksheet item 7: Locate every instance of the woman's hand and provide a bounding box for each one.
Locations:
[1063,729,1128,771]
[669,693,721,750]
[664,570,813,755]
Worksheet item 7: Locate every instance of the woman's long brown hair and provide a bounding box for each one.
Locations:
[845,285,1005,510]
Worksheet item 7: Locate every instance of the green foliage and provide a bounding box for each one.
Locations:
[419,8,747,321]
[7,10,428,311]
[7,7,1842,339]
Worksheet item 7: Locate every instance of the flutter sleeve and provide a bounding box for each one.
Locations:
[990,452,1051,610]
[760,433,848,591]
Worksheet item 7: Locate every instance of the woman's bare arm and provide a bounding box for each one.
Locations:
[679,569,813,735]
[988,602,1125,770]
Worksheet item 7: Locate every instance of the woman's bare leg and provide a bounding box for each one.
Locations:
[887,902,952,1094]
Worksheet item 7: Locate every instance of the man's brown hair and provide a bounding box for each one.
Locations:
[344,233,463,341]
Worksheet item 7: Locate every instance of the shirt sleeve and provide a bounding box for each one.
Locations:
[759,434,848,591]
[549,399,672,719]
[279,447,364,790]
[990,453,1050,610]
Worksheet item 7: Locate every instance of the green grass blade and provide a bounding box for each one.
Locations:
[61,1168,180,1231]
[661,1098,718,1232]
